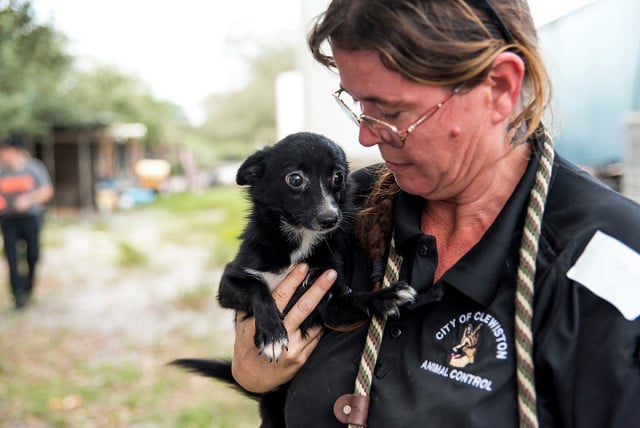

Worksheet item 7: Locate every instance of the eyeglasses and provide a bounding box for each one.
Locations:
[333,86,461,148]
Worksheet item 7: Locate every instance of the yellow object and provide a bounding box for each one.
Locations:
[134,159,171,190]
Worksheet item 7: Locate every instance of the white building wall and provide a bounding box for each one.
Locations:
[623,114,640,202]
[275,0,382,166]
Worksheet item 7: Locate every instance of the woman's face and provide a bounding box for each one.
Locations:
[333,47,504,203]
[0,147,18,167]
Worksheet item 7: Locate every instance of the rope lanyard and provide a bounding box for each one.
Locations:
[347,133,555,428]
[514,132,554,428]
[348,238,402,428]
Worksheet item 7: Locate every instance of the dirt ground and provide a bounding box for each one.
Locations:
[0,208,260,427]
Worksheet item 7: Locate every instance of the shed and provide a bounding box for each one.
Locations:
[32,123,147,210]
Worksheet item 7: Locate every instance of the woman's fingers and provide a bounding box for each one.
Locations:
[272,263,310,312]
[297,325,324,357]
[230,267,336,393]
[237,264,335,345]
[283,269,336,329]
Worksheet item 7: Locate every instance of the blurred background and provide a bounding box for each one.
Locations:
[0,0,638,426]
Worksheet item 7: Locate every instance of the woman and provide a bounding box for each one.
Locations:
[232,1,640,426]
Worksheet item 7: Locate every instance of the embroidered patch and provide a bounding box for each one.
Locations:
[567,230,640,320]
[420,311,509,392]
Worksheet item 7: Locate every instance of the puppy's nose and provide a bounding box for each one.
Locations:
[317,211,339,229]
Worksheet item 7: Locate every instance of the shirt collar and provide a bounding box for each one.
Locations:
[392,140,545,306]
[394,190,424,251]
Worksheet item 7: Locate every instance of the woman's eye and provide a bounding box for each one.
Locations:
[286,172,305,189]
[378,110,400,121]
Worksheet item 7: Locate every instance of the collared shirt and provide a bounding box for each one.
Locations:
[285,139,640,427]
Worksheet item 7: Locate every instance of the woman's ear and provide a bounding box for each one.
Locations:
[485,52,525,124]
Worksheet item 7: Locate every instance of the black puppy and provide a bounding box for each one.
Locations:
[172,132,415,427]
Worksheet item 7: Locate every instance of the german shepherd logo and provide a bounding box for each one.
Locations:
[449,324,481,368]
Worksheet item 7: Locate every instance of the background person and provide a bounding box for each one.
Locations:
[231,1,640,427]
[0,135,53,309]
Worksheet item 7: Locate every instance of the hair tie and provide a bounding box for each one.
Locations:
[370,259,385,284]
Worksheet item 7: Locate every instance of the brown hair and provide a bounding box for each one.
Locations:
[308,0,553,267]
[353,165,399,266]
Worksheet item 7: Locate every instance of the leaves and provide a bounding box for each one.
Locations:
[0,0,72,135]
[0,0,294,158]
[199,44,295,157]
[0,0,185,143]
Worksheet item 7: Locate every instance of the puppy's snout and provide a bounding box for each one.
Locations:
[317,210,339,230]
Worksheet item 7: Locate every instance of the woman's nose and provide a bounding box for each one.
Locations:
[358,123,380,148]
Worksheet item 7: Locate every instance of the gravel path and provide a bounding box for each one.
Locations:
[2,210,232,338]
[0,208,254,427]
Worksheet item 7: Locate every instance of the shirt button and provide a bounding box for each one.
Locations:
[374,363,390,379]
[417,243,429,257]
[389,327,402,339]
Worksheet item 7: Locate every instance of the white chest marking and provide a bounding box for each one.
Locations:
[244,223,326,292]
[290,229,323,263]
[244,267,294,292]
[243,230,323,292]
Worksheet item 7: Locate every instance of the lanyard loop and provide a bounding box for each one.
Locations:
[343,238,402,428]
[514,131,554,428]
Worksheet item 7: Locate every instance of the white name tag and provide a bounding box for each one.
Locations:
[566,230,640,321]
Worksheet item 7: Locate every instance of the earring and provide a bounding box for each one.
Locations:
[508,121,527,145]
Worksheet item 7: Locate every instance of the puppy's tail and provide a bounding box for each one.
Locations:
[169,358,260,400]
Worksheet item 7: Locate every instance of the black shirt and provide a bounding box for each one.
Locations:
[285,145,640,427]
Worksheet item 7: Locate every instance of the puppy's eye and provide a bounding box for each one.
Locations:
[332,172,345,188]
[286,172,305,189]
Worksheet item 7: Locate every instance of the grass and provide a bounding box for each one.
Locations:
[152,186,248,214]
[115,240,149,267]
[151,187,248,265]
[175,282,216,311]
[0,186,260,427]
[0,327,260,427]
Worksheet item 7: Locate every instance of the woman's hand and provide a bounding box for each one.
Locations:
[13,193,33,213]
[231,263,336,393]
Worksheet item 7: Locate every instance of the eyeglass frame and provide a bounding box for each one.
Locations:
[333,85,461,148]
[330,0,514,148]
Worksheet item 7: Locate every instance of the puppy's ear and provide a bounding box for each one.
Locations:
[236,147,270,185]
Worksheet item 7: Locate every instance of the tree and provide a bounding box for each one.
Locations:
[63,64,186,145]
[199,43,296,159]
[0,0,72,136]
[0,1,186,145]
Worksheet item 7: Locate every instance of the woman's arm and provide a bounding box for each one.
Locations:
[13,183,53,213]
[231,263,336,393]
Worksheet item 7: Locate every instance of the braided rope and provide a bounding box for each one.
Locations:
[349,239,402,428]
[514,132,554,428]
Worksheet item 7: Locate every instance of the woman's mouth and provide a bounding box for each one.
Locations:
[385,160,410,173]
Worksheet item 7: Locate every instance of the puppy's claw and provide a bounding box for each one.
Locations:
[372,282,417,318]
[384,285,416,317]
[384,307,400,318]
[259,337,289,363]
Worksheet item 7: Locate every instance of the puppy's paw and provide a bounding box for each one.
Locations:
[254,322,289,363]
[371,281,416,318]
[259,336,289,363]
